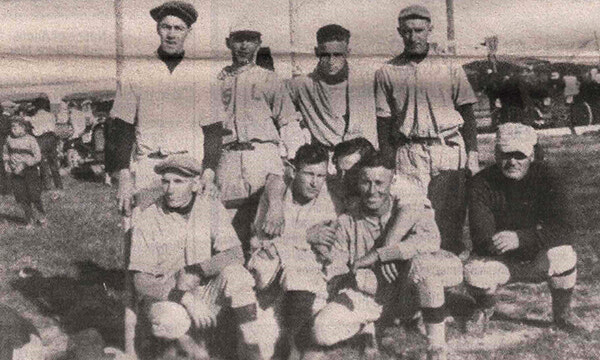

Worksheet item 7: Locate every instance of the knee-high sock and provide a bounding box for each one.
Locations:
[422,306,446,349]
[283,291,316,335]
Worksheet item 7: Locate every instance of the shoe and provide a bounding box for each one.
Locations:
[554,310,593,334]
[426,346,447,360]
[464,307,494,335]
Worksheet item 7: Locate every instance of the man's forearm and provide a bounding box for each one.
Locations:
[265,172,286,205]
[457,104,478,153]
[112,117,136,171]
[376,116,395,162]
[185,246,244,278]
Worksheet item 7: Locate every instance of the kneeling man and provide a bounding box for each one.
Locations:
[249,144,338,355]
[312,152,463,360]
[128,155,262,359]
[465,123,588,333]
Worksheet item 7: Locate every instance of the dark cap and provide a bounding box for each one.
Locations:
[154,154,203,177]
[9,116,29,127]
[316,24,351,44]
[398,4,431,21]
[150,1,198,27]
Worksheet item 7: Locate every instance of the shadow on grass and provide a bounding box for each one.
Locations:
[491,311,553,329]
[10,262,126,350]
[0,212,27,225]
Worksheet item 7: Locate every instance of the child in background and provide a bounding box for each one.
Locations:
[2,116,47,228]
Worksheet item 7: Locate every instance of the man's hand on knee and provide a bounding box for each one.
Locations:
[176,269,202,291]
[180,293,216,330]
[491,231,519,254]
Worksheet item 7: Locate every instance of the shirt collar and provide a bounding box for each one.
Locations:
[157,47,185,73]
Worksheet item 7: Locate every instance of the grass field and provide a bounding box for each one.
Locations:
[1,133,600,359]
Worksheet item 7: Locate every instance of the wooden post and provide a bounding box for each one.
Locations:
[114,0,124,88]
[289,0,300,76]
[446,0,456,55]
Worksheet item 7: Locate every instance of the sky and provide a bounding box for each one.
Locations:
[1,0,600,58]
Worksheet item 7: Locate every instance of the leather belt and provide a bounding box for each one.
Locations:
[399,131,461,146]
[222,140,278,151]
[146,150,188,159]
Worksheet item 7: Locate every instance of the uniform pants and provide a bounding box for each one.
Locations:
[37,133,63,190]
[11,166,44,223]
[311,251,463,346]
[395,140,468,255]
[133,264,257,313]
[464,245,578,294]
[217,143,284,248]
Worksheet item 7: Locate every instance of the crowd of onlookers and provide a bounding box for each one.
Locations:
[0,97,116,227]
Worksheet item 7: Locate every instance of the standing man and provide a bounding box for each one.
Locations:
[128,155,263,359]
[110,2,217,356]
[111,1,216,221]
[374,5,479,255]
[464,123,588,334]
[0,101,18,194]
[29,97,63,195]
[216,23,306,247]
[287,24,376,152]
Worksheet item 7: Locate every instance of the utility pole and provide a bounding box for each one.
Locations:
[114,0,124,88]
[446,0,456,55]
[289,0,299,76]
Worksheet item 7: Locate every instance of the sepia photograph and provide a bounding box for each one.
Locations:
[0,0,599,359]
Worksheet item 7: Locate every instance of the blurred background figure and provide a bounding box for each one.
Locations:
[256,47,275,71]
[0,100,18,194]
[0,303,44,360]
[29,97,64,197]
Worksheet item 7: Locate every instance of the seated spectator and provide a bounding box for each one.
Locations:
[0,303,44,360]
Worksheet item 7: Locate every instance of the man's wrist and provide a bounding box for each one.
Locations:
[202,168,215,182]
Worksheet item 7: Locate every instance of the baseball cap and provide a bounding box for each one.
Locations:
[229,18,262,39]
[150,1,198,27]
[154,154,203,177]
[398,4,431,21]
[496,123,537,157]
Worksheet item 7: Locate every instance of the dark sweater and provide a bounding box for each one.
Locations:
[468,162,573,259]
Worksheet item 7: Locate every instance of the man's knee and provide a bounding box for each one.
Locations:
[311,309,349,347]
[545,245,577,276]
[409,250,463,287]
[219,264,257,306]
[464,258,510,291]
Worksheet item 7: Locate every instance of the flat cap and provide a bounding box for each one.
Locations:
[398,4,431,21]
[154,154,203,176]
[9,116,29,127]
[150,1,198,27]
